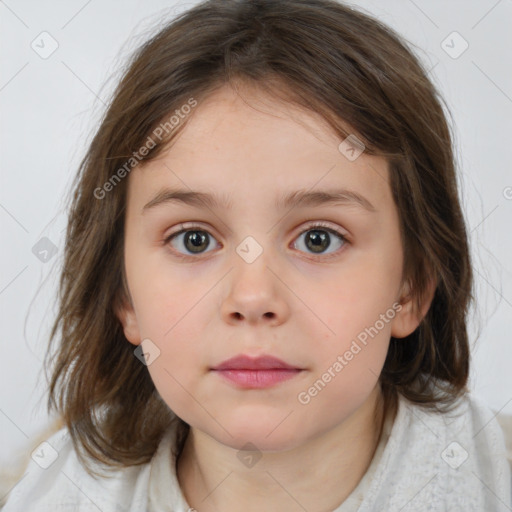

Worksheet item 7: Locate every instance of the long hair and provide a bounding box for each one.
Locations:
[45,0,473,476]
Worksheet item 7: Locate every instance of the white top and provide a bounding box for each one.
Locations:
[2,392,511,511]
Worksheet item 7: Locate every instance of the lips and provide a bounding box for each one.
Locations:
[211,355,300,371]
[210,355,303,389]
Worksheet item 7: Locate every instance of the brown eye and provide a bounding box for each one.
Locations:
[293,225,347,256]
[307,230,331,253]
[183,231,210,253]
[167,229,217,255]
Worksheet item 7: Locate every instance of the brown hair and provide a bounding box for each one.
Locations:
[45,0,473,476]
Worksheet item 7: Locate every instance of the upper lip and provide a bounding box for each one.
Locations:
[211,355,301,371]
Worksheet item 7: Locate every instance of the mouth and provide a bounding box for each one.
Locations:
[210,354,304,389]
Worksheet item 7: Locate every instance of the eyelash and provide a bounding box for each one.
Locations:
[163,222,349,261]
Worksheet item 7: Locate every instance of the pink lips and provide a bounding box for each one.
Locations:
[210,355,303,389]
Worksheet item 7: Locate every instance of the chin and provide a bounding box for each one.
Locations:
[211,418,306,453]
[227,435,303,454]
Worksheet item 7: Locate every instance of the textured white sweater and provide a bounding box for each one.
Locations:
[2,392,511,511]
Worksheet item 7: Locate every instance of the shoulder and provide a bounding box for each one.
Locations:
[402,391,509,453]
[405,391,511,477]
[360,391,512,511]
[1,426,151,512]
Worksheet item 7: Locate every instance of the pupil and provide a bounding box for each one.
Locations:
[307,230,330,253]
[185,231,208,253]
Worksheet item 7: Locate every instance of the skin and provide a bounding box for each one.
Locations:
[116,82,435,511]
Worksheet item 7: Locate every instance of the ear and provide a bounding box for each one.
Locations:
[391,275,437,339]
[114,295,142,346]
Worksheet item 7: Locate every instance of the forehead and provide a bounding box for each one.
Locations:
[129,84,392,212]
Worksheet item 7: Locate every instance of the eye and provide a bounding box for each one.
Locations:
[292,223,348,257]
[165,225,219,257]
[164,222,348,259]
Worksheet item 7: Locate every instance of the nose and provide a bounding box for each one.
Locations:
[220,248,290,327]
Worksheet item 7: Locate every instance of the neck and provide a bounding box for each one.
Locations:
[176,386,387,512]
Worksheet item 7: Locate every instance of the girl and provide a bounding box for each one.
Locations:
[2,0,511,510]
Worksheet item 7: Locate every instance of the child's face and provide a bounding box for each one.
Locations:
[117,84,423,451]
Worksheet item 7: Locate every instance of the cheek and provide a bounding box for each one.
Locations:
[297,307,392,423]
[127,249,209,336]
[142,321,209,421]
[306,260,399,381]
[145,360,197,422]
[317,266,400,339]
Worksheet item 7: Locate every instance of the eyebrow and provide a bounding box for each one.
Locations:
[141,187,376,213]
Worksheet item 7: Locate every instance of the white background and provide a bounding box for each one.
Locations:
[1,0,511,466]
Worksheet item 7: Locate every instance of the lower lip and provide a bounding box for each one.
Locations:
[212,369,302,389]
